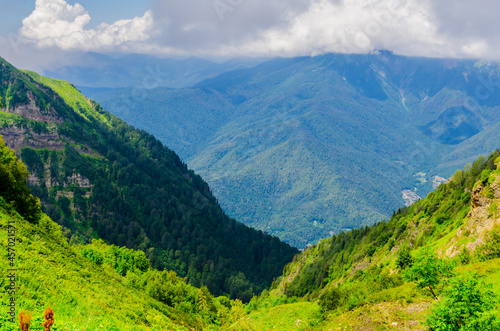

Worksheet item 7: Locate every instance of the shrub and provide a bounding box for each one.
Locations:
[426,274,499,331]
[404,246,454,300]
[319,286,342,313]
[396,246,413,270]
[476,225,500,261]
[81,248,104,265]
[457,247,471,265]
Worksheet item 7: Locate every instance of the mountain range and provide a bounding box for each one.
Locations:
[2,119,498,330]
[1,53,500,330]
[44,52,267,91]
[82,51,500,247]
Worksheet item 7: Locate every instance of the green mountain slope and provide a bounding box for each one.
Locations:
[0,195,200,331]
[279,150,500,296]
[0,137,255,330]
[87,52,500,247]
[234,150,500,330]
[0,57,298,301]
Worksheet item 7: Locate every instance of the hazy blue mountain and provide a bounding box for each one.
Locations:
[46,52,267,89]
[82,52,500,247]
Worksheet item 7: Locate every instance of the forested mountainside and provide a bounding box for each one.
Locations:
[87,52,500,247]
[279,149,500,297]
[230,150,500,330]
[0,137,254,330]
[0,57,298,301]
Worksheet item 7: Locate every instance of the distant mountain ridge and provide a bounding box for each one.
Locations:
[45,52,267,89]
[84,52,500,247]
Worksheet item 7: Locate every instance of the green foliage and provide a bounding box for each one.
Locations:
[80,246,104,265]
[475,224,500,261]
[232,151,500,328]
[0,204,205,330]
[457,247,472,266]
[396,246,414,270]
[0,152,245,330]
[280,150,500,299]
[246,290,299,313]
[0,58,299,301]
[404,247,455,300]
[88,54,500,247]
[78,240,150,275]
[0,136,41,224]
[197,286,218,321]
[319,286,342,313]
[426,274,500,331]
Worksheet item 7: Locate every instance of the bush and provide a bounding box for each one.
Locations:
[426,274,499,331]
[319,286,342,313]
[475,225,500,261]
[396,246,413,270]
[404,246,454,300]
[0,137,42,224]
[81,248,104,265]
[457,247,471,265]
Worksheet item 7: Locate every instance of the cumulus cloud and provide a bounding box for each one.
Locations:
[229,0,442,57]
[428,0,500,58]
[146,0,494,59]
[19,0,154,51]
[16,0,500,60]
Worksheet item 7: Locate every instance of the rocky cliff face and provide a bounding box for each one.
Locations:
[446,158,500,256]
[1,126,64,150]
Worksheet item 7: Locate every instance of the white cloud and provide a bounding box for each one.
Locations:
[16,0,500,60]
[208,0,470,59]
[234,0,441,57]
[19,0,154,51]
[146,0,489,59]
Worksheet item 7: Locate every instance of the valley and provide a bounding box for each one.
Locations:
[2,0,500,329]
[0,57,298,303]
[83,52,500,247]
[0,54,499,330]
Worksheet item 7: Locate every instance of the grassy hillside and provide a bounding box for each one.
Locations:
[0,57,298,301]
[227,150,500,329]
[87,52,500,247]
[0,201,201,331]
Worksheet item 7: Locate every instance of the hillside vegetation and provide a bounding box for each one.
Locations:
[88,52,500,247]
[0,135,260,330]
[0,57,298,301]
[229,150,500,330]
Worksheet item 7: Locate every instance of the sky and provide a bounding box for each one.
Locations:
[1,0,500,71]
